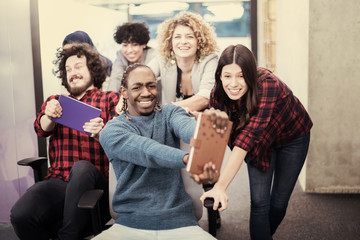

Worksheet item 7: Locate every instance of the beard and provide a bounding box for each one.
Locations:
[65,76,93,97]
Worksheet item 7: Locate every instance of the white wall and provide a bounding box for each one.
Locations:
[0,0,126,222]
[275,0,309,107]
[305,0,360,193]
[0,0,38,221]
[273,0,360,193]
[274,0,310,189]
[38,0,126,99]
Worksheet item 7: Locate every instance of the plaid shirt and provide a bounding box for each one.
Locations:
[34,88,120,181]
[210,69,313,172]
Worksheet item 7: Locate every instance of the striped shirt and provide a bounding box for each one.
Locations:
[34,88,120,181]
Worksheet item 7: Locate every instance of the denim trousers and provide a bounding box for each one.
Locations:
[10,160,110,240]
[247,133,310,240]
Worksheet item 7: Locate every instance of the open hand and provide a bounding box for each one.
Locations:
[203,108,229,134]
[190,162,219,184]
[83,117,104,138]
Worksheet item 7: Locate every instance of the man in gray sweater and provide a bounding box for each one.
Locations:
[96,63,228,240]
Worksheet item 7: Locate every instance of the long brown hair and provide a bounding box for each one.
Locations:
[212,44,259,134]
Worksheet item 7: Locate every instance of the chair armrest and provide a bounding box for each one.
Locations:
[17,157,48,167]
[17,157,48,182]
[78,189,104,209]
[78,189,104,236]
[204,198,222,209]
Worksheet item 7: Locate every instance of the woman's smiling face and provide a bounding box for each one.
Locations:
[220,63,248,100]
[171,25,198,60]
[121,42,146,63]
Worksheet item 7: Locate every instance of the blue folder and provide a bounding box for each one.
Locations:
[51,95,101,136]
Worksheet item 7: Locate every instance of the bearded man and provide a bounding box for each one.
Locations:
[10,43,120,240]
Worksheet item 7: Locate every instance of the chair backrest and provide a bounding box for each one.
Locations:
[108,163,118,220]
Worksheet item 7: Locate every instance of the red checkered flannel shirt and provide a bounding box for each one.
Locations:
[210,69,313,172]
[34,88,120,181]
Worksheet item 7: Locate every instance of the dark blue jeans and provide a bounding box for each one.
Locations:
[247,133,310,240]
[10,160,110,240]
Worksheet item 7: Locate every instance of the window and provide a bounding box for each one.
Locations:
[88,0,252,52]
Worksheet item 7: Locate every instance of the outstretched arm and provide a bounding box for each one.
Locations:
[200,146,247,211]
[100,120,187,169]
[172,94,209,112]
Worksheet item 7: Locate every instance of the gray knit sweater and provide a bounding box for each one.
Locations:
[99,104,198,230]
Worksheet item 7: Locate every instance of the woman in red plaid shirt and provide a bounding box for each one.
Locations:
[200,44,313,240]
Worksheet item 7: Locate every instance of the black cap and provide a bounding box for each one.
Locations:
[62,30,94,47]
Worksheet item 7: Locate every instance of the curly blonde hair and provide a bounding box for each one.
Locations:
[156,11,219,63]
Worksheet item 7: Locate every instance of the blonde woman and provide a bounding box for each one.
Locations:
[148,11,220,223]
[148,11,219,112]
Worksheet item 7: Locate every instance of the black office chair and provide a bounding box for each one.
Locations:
[18,157,221,238]
[17,157,105,239]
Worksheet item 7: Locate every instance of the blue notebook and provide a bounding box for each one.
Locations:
[51,95,102,136]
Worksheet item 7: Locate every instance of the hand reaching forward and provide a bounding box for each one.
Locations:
[183,155,219,185]
[200,184,229,211]
[190,162,219,184]
[202,108,229,133]
[83,117,104,139]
